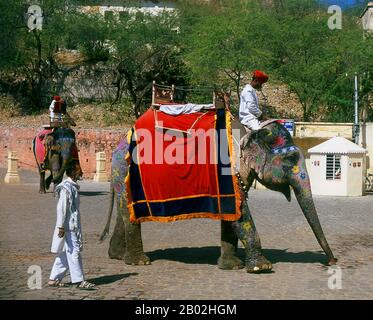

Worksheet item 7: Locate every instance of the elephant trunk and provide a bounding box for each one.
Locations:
[99,185,115,242]
[293,185,337,265]
[53,158,69,184]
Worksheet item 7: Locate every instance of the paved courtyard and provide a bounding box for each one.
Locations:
[0,168,373,300]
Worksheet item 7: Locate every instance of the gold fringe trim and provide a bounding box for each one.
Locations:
[124,128,137,222]
[133,211,241,224]
[130,193,237,205]
[225,111,242,219]
[213,112,221,213]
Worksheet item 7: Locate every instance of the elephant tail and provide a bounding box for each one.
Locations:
[32,137,42,171]
[99,184,115,242]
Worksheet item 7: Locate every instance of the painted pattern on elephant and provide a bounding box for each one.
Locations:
[33,127,82,193]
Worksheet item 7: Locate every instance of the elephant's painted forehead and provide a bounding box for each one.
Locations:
[56,137,75,144]
[112,140,129,165]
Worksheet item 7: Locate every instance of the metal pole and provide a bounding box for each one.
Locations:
[354,73,359,144]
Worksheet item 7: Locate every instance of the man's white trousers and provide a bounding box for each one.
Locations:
[50,231,84,283]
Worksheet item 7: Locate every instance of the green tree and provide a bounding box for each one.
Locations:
[179,0,273,103]
[322,21,373,123]
[265,0,337,121]
[0,0,75,110]
[260,0,372,122]
[109,10,186,117]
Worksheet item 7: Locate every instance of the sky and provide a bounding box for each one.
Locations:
[319,0,368,9]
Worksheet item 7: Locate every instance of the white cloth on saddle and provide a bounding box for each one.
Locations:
[159,103,214,115]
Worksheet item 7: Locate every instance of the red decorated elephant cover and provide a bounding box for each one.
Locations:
[125,109,242,223]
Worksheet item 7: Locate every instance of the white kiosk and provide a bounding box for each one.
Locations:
[308,137,367,197]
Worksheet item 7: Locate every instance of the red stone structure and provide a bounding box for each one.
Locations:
[0,126,128,180]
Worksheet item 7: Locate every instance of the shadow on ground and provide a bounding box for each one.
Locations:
[147,247,219,265]
[261,248,328,265]
[147,246,328,265]
[79,191,109,197]
[88,273,138,285]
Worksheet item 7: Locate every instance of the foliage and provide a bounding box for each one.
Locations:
[179,0,372,122]
[108,10,187,117]
[0,1,74,110]
[64,11,111,62]
[0,0,371,123]
[178,0,273,101]
[266,0,338,121]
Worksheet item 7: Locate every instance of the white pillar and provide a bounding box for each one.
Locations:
[93,151,108,182]
[4,151,20,184]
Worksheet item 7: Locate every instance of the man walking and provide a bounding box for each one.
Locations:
[48,162,96,290]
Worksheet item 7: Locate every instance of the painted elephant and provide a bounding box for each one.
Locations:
[232,120,338,268]
[100,121,337,273]
[32,127,82,193]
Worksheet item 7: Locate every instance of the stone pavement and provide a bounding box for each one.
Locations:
[0,168,373,300]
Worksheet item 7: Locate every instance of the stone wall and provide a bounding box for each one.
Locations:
[294,122,354,139]
[0,126,128,180]
[2,121,372,180]
[361,2,373,31]
[58,62,116,103]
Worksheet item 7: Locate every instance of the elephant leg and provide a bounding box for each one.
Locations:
[45,174,53,191]
[232,200,272,273]
[121,198,150,265]
[39,170,46,194]
[108,202,126,260]
[218,221,244,270]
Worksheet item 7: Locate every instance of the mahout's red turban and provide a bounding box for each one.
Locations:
[252,70,269,84]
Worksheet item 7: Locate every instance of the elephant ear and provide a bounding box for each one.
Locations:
[252,128,271,141]
[240,128,270,150]
[242,137,268,180]
[43,134,55,158]
[44,134,54,147]
[251,128,273,148]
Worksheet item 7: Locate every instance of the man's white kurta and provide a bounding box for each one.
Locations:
[51,178,82,254]
[239,84,262,130]
[50,177,84,283]
[49,100,56,122]
[49,100,62,122]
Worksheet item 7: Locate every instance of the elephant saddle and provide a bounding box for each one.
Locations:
[125,109,242,223]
